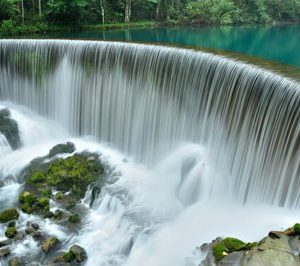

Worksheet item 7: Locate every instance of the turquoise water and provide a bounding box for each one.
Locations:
[45,24,300,67]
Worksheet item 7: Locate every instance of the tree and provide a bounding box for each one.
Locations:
[124,0,132,22]
[46,0,87,26]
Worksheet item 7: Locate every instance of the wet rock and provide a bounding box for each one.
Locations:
[70,244,87,262]
[25,222,40,235]
[0,108,21,150]
[8,257,23,266]
[0,239,12,247]
[0,246,10,258]
[48,142,75,158]
[0,208,19,223]
[42,237,59,253]
[68,214,80,223]
[14,231,26,241]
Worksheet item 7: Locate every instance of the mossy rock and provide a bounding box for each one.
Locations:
[0,208,19,223]
[223,237,247,251]
[0,108,21,150]
[5,226,17,238]
[20,202,33,214]
[23,150,105,201]
[19,191,36,205]
[41,188,52,198]
[213,237,254,262]
[46,153,104,199]
[68,214,80,223]
[41,237,59,253]
[63,251,75,262]
[27,171,46,184]
[37,197,50,209]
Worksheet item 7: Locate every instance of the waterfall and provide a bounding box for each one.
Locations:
[0,39,299,210]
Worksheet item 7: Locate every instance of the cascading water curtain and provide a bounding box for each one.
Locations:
[0,39,299,207]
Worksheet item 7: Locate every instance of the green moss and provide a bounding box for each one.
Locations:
[68,214,80,223]
[223,237,247,251]
[0,208,19,223]
[37,197,50,210]
[20,202,33,214]
[5,226,17,238]
[46,154,104,199]
[19,191,36,205]
[245,242,258,249]
[27,171,46,184]
[55,191,63,200]
[63,251,75,262]
[41,188,52,198]
[213,242,228,262]
[294,223,300,235]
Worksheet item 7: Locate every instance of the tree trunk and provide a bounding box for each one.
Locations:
[125,0,131,23]
[21,0,25,23]
[38,0,42,16]
[100,0,105,24]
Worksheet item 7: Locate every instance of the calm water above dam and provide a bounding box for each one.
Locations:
[43,24,300,67]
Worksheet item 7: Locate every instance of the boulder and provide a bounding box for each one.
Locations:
[0,239,12,247]
[48,142,75,158]
[0,208,19,223]
[69,244,87,262]
[0,108,21,150]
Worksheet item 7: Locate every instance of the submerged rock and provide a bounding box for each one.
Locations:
[0,208,19,223]
[42,237,59,253]
[0,246,10,258]
[0,239,12,248]
[8,257,23,266]
[0,108,21,150]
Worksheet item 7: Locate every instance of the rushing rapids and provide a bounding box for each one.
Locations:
[0,40,299,265]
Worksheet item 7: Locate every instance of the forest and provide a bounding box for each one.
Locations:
[1,0,300,36]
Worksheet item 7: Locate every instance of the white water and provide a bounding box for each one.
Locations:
[0,40,299,265]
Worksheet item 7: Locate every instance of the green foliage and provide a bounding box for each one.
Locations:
[294,223,300,235]
[46,0,88,26]
[0,0,17,23]
[0,208,19,223]
[1,0,300,35]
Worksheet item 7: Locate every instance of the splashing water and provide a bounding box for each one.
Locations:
[0,40,299,265]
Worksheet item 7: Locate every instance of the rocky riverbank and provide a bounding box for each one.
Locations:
[198,224,300,266]
[0,139,107,265]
